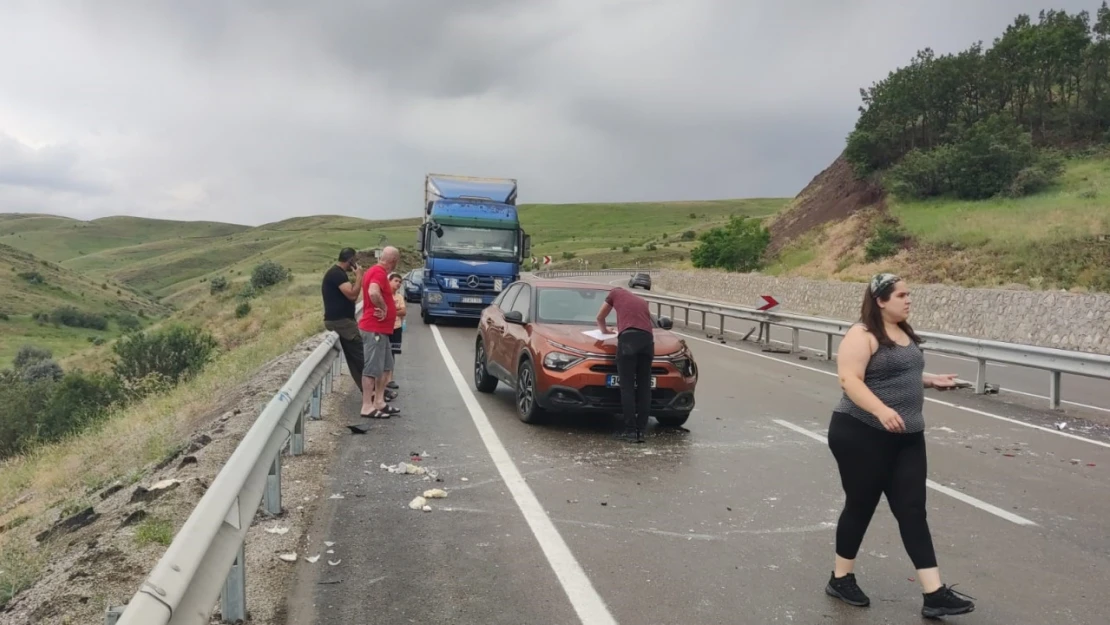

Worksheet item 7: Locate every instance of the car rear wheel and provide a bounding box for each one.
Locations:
[516,359,545,424]
[656,415,689,427]
[474,338,498,393]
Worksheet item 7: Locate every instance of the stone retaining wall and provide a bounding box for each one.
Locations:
[649,270,1110,355]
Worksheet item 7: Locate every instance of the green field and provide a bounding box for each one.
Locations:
[1,200,778,366]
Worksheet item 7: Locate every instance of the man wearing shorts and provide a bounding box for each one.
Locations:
[321,247,363,393]
[359,246,401,419]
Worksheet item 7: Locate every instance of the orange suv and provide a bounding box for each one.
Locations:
[474,279,698,426]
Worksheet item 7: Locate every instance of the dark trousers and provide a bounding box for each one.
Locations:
[616,329,654,431]
[828,411,937,569]
[325,318,364,393]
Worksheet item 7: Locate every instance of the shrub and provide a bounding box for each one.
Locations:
[250,260,291,289]
[210,275,229,294]
[116,313,141,332]
[112,324,219,389]
[50,306,108,331]
[690,215,771,272]
[20,360,64,384]
[0,378,53,459]
[238,283,259,300]
[17,271,44,285]
[13,345,52,370]
[35,371,125,442]
[621,246,630,253]
[0,311,8,321]
[645,243,657,251]
[561,251,576,260]
[235,301,252,318]
[682,230,696,240]
[864,222,908,262]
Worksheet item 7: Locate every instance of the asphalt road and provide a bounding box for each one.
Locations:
[290,308,1110,625]
[586,275,1110,418]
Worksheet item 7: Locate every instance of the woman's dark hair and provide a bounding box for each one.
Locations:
[388,272,402,281]
[860,273,923,347]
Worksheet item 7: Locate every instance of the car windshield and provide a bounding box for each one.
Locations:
[429,225,517,261]
[535,287,617,325]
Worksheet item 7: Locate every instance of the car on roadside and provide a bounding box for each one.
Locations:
[628,272,651,290]
[401,269,423,303]
[474,279,697,426]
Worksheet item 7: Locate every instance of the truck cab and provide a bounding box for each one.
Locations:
[417,174,531,324]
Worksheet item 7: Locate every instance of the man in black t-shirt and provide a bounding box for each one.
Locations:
[322,248,364,393]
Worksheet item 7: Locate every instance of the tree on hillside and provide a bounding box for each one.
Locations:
[846,4,1110,198]
[690,216,770,272]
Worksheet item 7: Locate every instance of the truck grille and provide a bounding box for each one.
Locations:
[437,273,502,293]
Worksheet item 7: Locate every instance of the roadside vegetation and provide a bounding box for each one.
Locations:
[764,5,1110,291]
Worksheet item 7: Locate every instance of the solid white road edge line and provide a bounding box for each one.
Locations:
[675,330,1110,450]
[430,325,619,625]
[771,419,1039,527]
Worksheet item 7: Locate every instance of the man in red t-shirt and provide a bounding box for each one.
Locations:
[597,286,655,443]
[358,246,401,419]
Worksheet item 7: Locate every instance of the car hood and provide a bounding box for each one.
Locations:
[533,324,687,357]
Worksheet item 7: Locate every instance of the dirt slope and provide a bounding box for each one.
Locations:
[766,151,885,254]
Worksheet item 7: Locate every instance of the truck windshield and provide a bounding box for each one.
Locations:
[429,225,518,261]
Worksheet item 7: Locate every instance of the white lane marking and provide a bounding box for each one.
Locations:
[676,331,1110,450]
[429,326,618,625]
[771,420,1038,527]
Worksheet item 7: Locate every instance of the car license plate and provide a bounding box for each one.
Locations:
[606,375,657,388]
[461,296,483,304]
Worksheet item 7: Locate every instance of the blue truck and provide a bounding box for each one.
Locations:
[416,173,531,324]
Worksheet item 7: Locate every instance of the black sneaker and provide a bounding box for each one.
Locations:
[612,428,639,442]
[922,584,975,618]
[825,571,870,607]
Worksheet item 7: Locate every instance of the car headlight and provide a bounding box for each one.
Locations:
[543,351,583,371]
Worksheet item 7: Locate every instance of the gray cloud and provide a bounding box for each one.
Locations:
[0,0,1099,225]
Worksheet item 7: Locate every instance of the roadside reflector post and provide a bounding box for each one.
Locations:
[792,328,800,353]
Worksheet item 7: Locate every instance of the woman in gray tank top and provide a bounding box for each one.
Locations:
[822,273,976,619]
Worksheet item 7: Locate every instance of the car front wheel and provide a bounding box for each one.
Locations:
[474,338,498,393]
[516,358,545,424]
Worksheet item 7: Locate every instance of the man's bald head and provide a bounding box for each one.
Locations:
[380,246,400,269]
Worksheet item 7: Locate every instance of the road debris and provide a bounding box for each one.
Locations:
[409,496,428,510]
[423,489,448,499]
[264,526,289,535]
[278,553,297,562]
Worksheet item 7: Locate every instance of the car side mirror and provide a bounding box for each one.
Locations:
[504,310,524,324]
[658,315,673,330]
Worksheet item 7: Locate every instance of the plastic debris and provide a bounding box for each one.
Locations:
[329,493,345,499]
[328,559,341,566]
[306,555,320,563]
[278,553,297,562]
[423,489,448,499]
[409,496,427,510]
[264,526,289,535]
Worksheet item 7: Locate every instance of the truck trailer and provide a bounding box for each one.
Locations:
[416,173,530,324]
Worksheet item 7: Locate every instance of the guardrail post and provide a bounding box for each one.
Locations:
[824,333,834,360]
[220,543,247,623]
[264,453,281,515]
[791,328,800,353]
[292,405,306,456]
[974,358,987,394]
[310,383,322,420]
[323,360,333,394]
[719,314,726,335]
[104,605,125,625]
[1049,371,1062,409]
[683,307,689,326]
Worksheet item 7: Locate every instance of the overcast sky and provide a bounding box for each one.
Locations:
[0,1,1098,225]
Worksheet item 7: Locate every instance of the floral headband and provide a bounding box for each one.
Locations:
[869,273,900,295]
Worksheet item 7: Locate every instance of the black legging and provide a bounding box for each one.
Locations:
[827,411,937,570]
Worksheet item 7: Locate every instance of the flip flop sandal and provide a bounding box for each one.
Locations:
[379,405,401,416]
[361,410,390,419]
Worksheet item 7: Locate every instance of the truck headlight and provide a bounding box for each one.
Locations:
[543,351,582,371]
[425,292,443,304]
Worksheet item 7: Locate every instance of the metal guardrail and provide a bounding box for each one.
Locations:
[533,268,657,278]
[534,270,1110,409]
[108,322,349,625]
